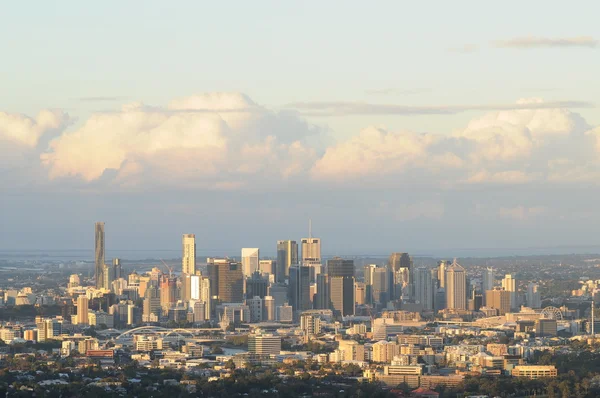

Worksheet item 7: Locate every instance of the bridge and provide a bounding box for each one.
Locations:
[113,326,225,342]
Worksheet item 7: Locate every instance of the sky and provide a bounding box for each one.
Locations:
[2,1,600,257]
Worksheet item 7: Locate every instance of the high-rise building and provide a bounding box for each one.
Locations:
[502,274,518,310]
[327,257,355,317]
[217,261,244,303]
[182,234,196,275]
[301,227,321,265]
[485,288,511,315]
[241,248,260,277]
[143,286,161,322]
[389,252,412,273]
[246,272,269,299]
[77,295,89,325]
[315,274,330,310]
[414,267,434,310]
[258,260,276,276]
[445,260,466,310]
[113,258,122,281]
[160,275,178,310]
[437,260,450,289]
[263,296,275,321]
[276,240,298,282]
[527,282,541,308]
[95,222,105,289]
[482,267,494,293]
[289,265,311,312]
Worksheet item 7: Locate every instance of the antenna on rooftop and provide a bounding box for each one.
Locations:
[309,219,312,240]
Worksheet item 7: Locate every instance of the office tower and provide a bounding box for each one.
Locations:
[434,288,446,311]
[482,267,494,293]
[258,259,276,276]
[371,267,390,305]
[355,282,366,305]
[268,284,288,308]
[289,265,311,312]
[301,237,321,264]
[502,274,518,310]
[246,272,269,299]
[263,296,275,321]
[276,240,298,282]
[113,258,122,280]
[301,222,321,265]
[182,234,196,275]
[389,252,412,272]
[143,286,161,322]
[218,261,244,303]
[527,282,541,308]
[248,333,281,355]
[193,301,206,323]
[327,257,355,316]
[241,248,260,277]
[485,288,511,315]
[94,222,105,289]
[364,264,376,305]
[437,260,450,289]
[160,275,177,310]
[77,295,89,325]
[102,264,113,291]
[330,276,355,316]
[535,319,558,337]
[206,258,220,298]
[315,274,330,310]
[414,267,434,310]
[445,260,466,310]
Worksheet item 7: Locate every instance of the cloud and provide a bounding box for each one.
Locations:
[311,98,600,187]
[494,36,598,49]
[286,99,593,117]
[41,93,320,187]
[0,110,70,147]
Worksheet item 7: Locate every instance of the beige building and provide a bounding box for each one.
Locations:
[445,260,466,310]
[486,288,511,315]
[182,234,196,275]
[76,295,89,325]
[512,365,557,379]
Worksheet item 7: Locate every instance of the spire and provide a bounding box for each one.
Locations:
[309,219,312,240]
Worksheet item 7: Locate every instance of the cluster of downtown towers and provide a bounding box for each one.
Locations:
[93,222,506,321]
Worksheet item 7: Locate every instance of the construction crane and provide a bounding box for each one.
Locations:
[159,259,174,278]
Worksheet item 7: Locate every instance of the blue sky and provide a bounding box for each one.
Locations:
[1,2,600,256]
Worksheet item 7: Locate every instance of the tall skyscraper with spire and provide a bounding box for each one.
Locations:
[182,234,196,275]
[301,220,321,265]
[94,222,105,289]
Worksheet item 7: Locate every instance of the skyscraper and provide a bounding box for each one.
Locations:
[327,257,355,317]
[276,240,298,282]
[258,259,276,276]
[94,222,105,290]
[502,274,517,310]
[482,267,494,295]
[315,274,330,310]
[246,272,269,299]
[289,265,311,312]
[241,248,260,277]
[445,259,466,310]
[389,252,412,273]
[371,267,390,305]
[182,234,196,275]
[437,260,450,289]
[218,261,244,303]
[486,288,511,315]
[77,295,89,325]
[414,267,434,310]
[113,258,122,280]
[527,282,541,308]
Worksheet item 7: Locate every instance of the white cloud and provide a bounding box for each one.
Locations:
[41,93,319,187]
[498,206,548,221]
[0,110,69,147]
